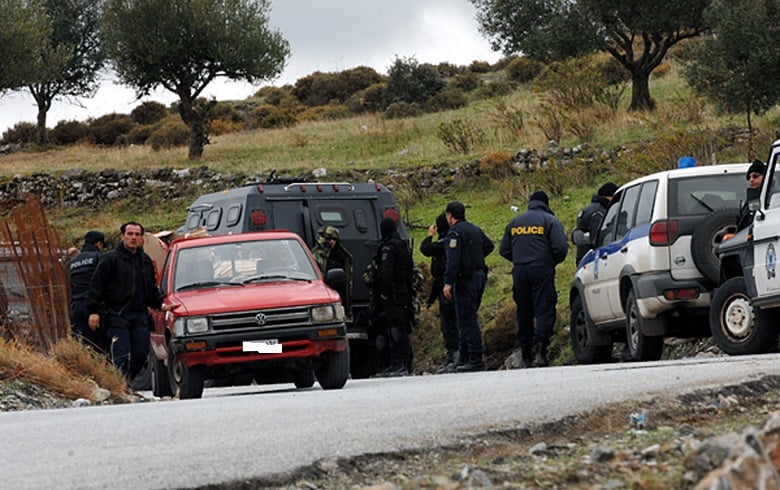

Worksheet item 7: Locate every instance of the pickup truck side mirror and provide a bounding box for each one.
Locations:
[747,187,763,218]
[325,268,347,287]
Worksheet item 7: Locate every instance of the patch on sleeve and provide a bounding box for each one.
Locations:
[381,250,389,262]
[449,238,458,249]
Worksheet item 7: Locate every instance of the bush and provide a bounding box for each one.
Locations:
[50,120,89,145]
[291,66,385,106]
[473,79,515,99]
[479,150,514,179]
[121,124,154,145]
[253,86,290,105]
[146,118,189,151]
[251,104,297,129]
[436,118,485,154]
[209,119,245,136]
[533,57,613,109]
[506,57,543,84]
[1,122,38,145]
[86,114,136,146]
[469,60,492,73]
[436,62,465,78]
[450,72,480,92]
[210,102,245,125]
[130,101,168,125]
[347,82,386,114]
[424,88,468,113]
[319,104,352,120]
[383,102,423,119]
[384,56,445,107]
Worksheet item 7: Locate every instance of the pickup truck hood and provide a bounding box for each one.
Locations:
[169,281,340,316]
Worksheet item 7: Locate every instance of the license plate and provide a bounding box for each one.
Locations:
[242,339,282,354]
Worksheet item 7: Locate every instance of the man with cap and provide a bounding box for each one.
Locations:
[420,212,458,371]
[573,181,618,264]
[370,217,414,376]
[312,225,353,316]
[69,230,107,352]
[737,159,766,232]
[500,190,568,368]
[442,201,495,372]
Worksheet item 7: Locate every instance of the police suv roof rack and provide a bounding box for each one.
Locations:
[283,182,355,192]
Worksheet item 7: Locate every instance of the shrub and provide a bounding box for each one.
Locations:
[506,57,543,84]
[86,113,136,146]
[291,66,385,106]
[383,102,423,119]
[122,124,154,145]
[50,120,89,145]
[436,62,465,78]
[251,104,297,129]
[482,97,525,141]
[479,150,514,179]
[384,56,445,107]
[130,101,168,125]
[209,119,244,136]
[1,122,38,145]
[533,103,563,143]
[491,55,519,71]
[469,60,492,73]
[533,57,614,110]
[450,72,480,92]
[319,104,352,120]
[146,118,189,151]
[210,102,245,125]
[473,79,515,99]
[253,86,290,105]
[424,88,468,113]
[297,106,329,122]
[436,118,485,154]
[347,82,386,114]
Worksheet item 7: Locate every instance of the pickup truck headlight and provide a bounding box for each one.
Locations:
[311,304,344,323]
[174,317,210,335]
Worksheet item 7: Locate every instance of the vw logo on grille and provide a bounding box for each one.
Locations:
[255,313,267,326]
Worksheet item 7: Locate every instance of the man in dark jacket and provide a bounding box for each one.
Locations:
[420,212,458,371]
[737,159,765,232]
[500,190,568,368]
[86,222,176,380]
[573,182,617,264]
[443,201,495,372]
[69,230,107,352]
[371,217,414,376]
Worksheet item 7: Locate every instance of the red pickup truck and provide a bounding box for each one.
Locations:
[148,230,349,399]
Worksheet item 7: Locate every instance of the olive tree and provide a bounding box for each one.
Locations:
[470,0,711,111]
[102,0,290,160]
[26,0,105,145]
[0,0,52,92]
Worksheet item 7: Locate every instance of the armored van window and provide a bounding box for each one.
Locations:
[354,208,368,232]
[316,206,347,226]
[206,209,222,231]
[226,204,242,227]
[186,212,201,230]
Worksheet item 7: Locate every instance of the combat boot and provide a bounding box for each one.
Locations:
[521,346,534,368]
[534,343,549,368]
[456,353,485,372]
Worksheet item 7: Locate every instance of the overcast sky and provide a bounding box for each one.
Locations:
[0,0,502,135]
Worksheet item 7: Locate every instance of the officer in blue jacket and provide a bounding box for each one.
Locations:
[442,201,495,372]
[69,230,107,352]
[499,190,568,368]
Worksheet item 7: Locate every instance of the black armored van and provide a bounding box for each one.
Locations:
[179,179,409,377]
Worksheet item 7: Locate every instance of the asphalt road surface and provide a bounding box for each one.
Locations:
[2,354,779,489]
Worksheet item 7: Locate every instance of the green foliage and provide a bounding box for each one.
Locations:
[533,58,608,109]
[291,66,385,106]
[473,79,515,100]
[505,56,543,83]
[130,101,169,125]
[347,82,387,114]
[533,103,563,143]
[250,104,297,129]
[469,60,492,73]
[253,85,290,105]
[450,72,480,92]
[424,88,468,113]
[383,102,423,120]
[121,124,154,145]
[50,120,89,145]
[479,150,514,179]
[146,118,189,151]
[481,97,525,143]
[86,113,136,146]
[435,62,465,78]
[0,0,51,90]
[436,118,485,154]
[384,56,446,107]
[1,122,38,145]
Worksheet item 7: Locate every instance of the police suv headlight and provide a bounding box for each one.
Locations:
[311,305,339,323]
[174,317,209,335]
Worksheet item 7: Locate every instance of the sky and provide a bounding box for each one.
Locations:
[0,0,503,135]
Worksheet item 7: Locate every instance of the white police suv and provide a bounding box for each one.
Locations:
[569,162,749,363]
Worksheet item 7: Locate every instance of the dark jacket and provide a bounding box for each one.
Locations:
[373,231,412,307]
[69,244,101,301]
[574,195,610,263]
[87,243,164,315]
[500,200,568,267]
[443,220,494,286]
[736,200,753,232]
[420,235,446,306]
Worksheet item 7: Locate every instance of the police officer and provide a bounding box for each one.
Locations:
[371,217,414,376]
[420,212,458,371]
[737,159,765,232]
[312,225,353,316]
[573,181,617,264]
[442,201,495,372]
[500,190,568,368]
[69,230,107,352]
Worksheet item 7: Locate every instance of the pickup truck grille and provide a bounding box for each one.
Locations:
[209,306,310,331]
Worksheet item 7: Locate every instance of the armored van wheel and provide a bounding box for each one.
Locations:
[570,296,612,364]
[294,368,315,389]
[624,291,664,361]
[168,346,205,399]
[315,342,350,390]
[709,276,776,355]
[691,208,738,284]
[150,349,173,398]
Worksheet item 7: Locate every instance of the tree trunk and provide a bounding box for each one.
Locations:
[34,93,51,146]
[177,97,206,161]
[629,70,655,112]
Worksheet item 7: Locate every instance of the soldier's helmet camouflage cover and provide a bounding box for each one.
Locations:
[317,225,340,247]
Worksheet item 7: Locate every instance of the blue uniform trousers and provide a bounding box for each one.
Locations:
[106,310,150,380]
[453,270,487,358]
[512,263,557,348]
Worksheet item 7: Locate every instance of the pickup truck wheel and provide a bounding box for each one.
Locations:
[570,296,612,364]
[168,348,205,399]
[691,208,738,284]
[625,291,664,361]
[709,276,776,355]
[294,368,315,389]
[150,349,172,398]
[315,342,350,390]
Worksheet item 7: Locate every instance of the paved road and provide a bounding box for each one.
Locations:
[2,354,779,489]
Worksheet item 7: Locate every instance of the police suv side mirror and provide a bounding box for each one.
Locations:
[747,187,763,219]
[571,229,591,246]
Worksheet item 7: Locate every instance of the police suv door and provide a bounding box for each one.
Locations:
[582,195,622,322]
[751,141,780,302]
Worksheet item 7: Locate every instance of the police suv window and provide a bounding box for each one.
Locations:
[634,181,658,227]
[615,184,641,239]
[597,195,621,247]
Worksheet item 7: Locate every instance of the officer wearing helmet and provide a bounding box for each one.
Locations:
[312,225,353,316]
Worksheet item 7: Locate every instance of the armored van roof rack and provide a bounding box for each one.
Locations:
[247,169,306,186]
[282,182,356,192]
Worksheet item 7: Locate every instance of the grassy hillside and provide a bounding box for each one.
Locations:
[2,62,779,367]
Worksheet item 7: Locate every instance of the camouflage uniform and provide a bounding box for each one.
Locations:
[312,225,353,315]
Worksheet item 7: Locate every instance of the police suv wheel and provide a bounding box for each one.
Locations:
[709,276,776,355]
[624,291,664,361]
[569,296,612,364]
